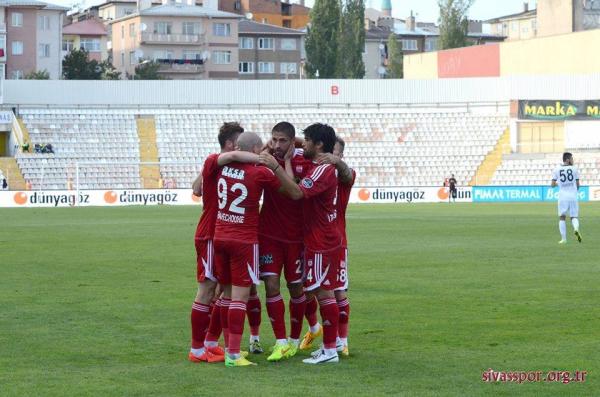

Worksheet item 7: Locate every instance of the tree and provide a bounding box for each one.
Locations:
[336,0,365,78]
[438,0,473,50]
[386,33,403,78]
[100,60,121,80]
[25,69,50,79]
[62,48,102,79]
[132,60,163,80]
[305,0,341,78]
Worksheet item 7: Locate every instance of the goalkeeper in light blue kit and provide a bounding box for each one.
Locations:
[551,152,582,244]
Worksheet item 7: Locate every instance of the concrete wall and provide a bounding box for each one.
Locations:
[403,51,437,79]
[36,9,62,79]
[438,44,500,78]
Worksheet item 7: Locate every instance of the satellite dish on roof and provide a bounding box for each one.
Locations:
[245,12,253,20]
[378,43,385,50]
[140,23,147,31]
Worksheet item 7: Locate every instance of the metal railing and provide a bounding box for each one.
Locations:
[140,32,205,45]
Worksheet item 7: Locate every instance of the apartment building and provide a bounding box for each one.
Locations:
[2,0,68,79]
[109,0,242,79]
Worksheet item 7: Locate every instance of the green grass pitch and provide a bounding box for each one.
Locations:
[1,203,599,396]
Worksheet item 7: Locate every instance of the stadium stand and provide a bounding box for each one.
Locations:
[13,108,509,189]
[491,153,600,186]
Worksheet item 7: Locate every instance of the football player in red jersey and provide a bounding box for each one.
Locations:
[188,123,261,363]
[258,122,314,361]
[213,132,282,367]
[260,123,343,364]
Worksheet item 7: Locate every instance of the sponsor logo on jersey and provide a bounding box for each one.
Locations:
[301,178,314,189]
[260,254,273,265]
[295,165,303,174]
[221,166,245,180]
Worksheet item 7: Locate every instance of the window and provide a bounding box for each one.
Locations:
[153,50,173,60]
[239,62,254,74]
[80,38,100,52]
[401,39,417,51]
[0,64,5,79]
[11,12,23,27]
[258,37,274,49]
[258,62,274,73]
[38,15,51,30]
[129,23,135,37]
[129,51,136,65]
[183,51,201,60]
[62,39,74,52]
[212,23,230,36]
[155,22,172,35]
[12,41,23,55]
[121,25,125,38]
[512,21,518,31]
[522,26,529,33]
[182,22,201,35]
[280,62,297,74]
[280,38,296,50]
[124,8,134,15]
[532,19,537,31]
[239,37,253,49]
[234,0,241,10]
[282,20,291,28]
[38,44,50,57]
[212,51,231,64]
[12,70,23,79]
[425,39,437,52]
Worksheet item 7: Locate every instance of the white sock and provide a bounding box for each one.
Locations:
[204,341,218,348]
[250,335,260,343]
[310,323,321,334]
[324,348,338,356]
[572,218,579,231]
[190,347,205,357]
[339,337,348,345]
[559,220,567,240]
[276,338,288,345]
[288,338,299,347]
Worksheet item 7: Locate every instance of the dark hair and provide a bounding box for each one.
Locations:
[335,136,345,152]
[218,122,244,148]
[303,123,336,154]
[272,121,295,140]
[563,152,573,162]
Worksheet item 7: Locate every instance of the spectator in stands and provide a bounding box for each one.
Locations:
[448,174,457,203]
[1,171,7,190]
[22,142,30,153]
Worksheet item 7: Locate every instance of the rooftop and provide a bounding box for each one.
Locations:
[239,19,304,35]
[63,18,108,35]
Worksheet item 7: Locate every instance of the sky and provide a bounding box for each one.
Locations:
[51,0,537,23]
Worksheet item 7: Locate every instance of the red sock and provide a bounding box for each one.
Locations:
[337,298,350,339]
[266,294,286,340]
[220,298,231,348]
[305,295,318,327]
[318,298,339,350]
[227,300,247,355]
[204,298,223,345]
[190,301,211,349]
[247,294,261,337]
[289,294,306,340]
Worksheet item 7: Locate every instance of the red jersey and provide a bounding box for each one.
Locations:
[298,163,342,252]
[214,162,280,243]
[194,153,220,240]
[337,169,356,247]
[259,149,313,243]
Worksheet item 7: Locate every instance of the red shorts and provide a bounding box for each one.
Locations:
[303,247,343,291]
[214,239,260,287]
[259,236,304,284]
[195,238,216,282]
[334,247,349,291]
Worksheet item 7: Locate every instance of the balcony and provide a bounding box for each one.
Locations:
[156,58,205,74]
[140,32,204,45]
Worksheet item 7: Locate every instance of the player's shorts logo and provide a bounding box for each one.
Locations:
[301,178,314,189]
[260,254,273,265]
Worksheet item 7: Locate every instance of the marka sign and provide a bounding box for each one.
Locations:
[519,100,600,120]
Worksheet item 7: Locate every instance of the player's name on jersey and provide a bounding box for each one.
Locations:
[221,166,245,180]
[217,210,245,224]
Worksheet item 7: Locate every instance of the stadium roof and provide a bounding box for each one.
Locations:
[0,0,68,10]
[63,19,108,35]
[239,20,304,36]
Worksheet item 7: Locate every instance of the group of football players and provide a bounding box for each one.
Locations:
[188,121,355,366]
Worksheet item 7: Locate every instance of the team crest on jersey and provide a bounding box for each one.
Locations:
[301,178,314,189]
